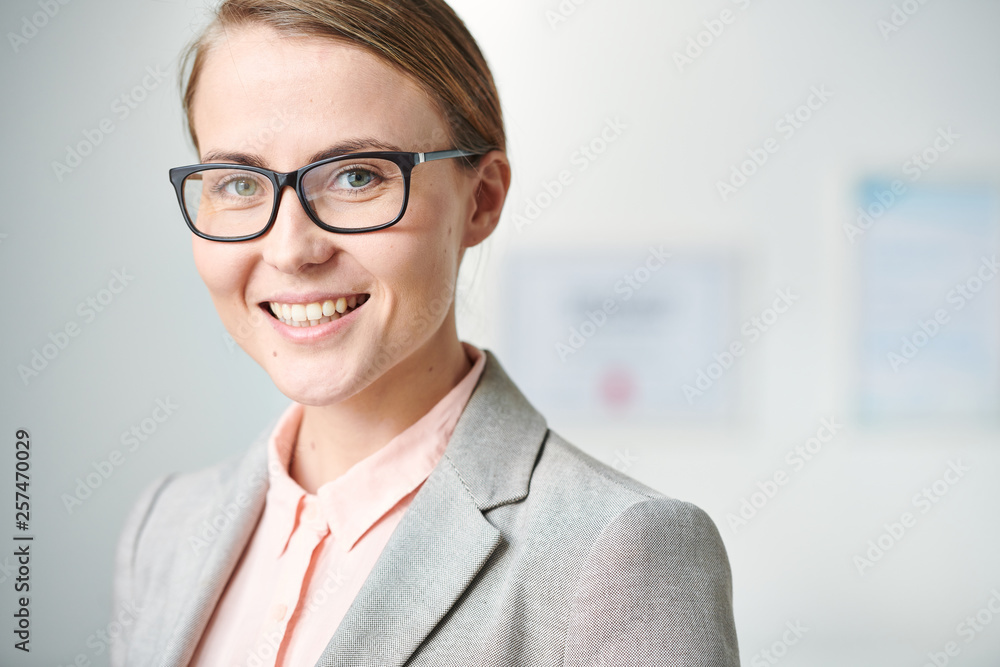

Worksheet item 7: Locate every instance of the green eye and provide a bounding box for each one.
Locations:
[230,178,257,196]
[336,169,375,189]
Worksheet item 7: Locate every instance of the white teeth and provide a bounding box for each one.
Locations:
[267,295,368,328]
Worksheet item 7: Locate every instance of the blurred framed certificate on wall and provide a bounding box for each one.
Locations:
[853,180,1000,423]
[499,248,739,423]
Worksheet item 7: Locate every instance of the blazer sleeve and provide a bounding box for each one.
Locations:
[109,473,175,667]
[563,498,740,666]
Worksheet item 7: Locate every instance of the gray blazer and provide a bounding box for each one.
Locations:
[111,351,740,666]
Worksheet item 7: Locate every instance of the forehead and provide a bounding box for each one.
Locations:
[190,25,449,159]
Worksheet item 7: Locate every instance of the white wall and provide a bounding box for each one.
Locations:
[1,0,997,665]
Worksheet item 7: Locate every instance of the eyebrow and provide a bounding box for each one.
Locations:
[200,138,406,168]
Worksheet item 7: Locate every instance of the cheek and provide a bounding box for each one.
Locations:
[409,177,466,260]
[393,200,461,295]
[191,239,254,310]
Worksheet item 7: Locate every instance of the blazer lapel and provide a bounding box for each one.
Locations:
[314,461,500,667]
[157,431,271,667]
[315,350,549,667]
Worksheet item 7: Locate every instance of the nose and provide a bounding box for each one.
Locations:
[260,185,338,274]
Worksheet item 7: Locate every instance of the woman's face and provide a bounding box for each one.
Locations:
[189,26,492,406]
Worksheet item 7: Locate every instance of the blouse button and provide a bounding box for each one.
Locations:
[271,603,287,621]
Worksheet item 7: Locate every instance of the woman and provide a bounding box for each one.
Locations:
[111,1,740,665]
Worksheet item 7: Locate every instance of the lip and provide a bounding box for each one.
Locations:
[260,293,369,344]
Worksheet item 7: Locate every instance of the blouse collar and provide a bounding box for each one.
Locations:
[263,343,486,557]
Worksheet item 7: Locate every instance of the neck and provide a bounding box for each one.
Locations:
[289,317,471,494]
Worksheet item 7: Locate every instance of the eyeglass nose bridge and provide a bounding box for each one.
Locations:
[265,168,317,230]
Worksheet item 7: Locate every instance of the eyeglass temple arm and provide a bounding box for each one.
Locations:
[416,148,481,164]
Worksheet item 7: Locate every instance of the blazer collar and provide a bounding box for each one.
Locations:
[437,348,548,510]
[314,349,549,666]
[160,349,547,667]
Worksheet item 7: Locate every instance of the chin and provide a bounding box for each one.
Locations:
[264,361,359,407]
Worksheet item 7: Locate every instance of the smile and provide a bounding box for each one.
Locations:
[264,294,369,328]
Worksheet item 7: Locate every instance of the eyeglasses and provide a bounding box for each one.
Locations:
[168,149,479,242]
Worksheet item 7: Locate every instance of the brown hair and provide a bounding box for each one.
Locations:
[179,0,505,161]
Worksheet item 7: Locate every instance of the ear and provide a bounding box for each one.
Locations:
[461,150,511,249]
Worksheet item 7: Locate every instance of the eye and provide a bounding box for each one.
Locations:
[334,168,376,190]
[226,177,258,197]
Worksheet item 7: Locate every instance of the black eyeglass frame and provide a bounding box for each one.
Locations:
[168,148,480,242]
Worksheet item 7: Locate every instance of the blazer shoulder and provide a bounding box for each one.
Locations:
[540,434,739,665]
[538,429,668,504]
[538,429,730,549]
[563,493,740,666]
[115,441,266,573]
[501,429,739,664]
[527,429,731,560]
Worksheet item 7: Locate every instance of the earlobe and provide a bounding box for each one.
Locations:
[462,150,511,249]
